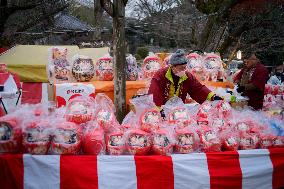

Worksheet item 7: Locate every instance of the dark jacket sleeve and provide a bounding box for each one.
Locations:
[148,76,165,107]
[187,74,211,104]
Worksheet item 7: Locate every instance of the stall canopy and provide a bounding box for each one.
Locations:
[0,45,109,82]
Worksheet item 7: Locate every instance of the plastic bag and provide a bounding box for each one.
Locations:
[239,131,259,150]
[82,122,105,155]
[198,126,221,152]
[163,97,191,128]
[174,127,199,154]
[22,119,51,155]
[50,120,82,155]
[125,129,152,155]
[47,47,71,84]
[130,94,161,132]
[71,55,95,82]
[95,54,113,81]
[220,128,239,151]
[106,126,125,155]
[0,115,22,154]
[152,127,175,155]
[65,96,94,124]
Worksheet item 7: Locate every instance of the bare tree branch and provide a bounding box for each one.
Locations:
[123,0,128,6]
[100,0,114,17]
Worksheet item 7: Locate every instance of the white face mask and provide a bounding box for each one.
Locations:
[175,71,186,77]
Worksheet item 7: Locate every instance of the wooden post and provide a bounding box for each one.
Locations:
[100,0,128,123]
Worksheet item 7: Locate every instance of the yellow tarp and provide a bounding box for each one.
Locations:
[0,45,109,82]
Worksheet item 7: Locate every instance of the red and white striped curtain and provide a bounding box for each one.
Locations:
[1,148,283,189]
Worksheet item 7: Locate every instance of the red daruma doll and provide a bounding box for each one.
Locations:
[175,128,198,154]
[0,117,22,154]
[239,132,259,150]
[65,97,94,124]
[82,123,105,155]
[126,129,151,155]
[215,100,232,119]
[168,107,191,128]
[199,126,221,152]
[152,128,174,155]
[95,55,114,81]
[140,109,161,133]
[259,134,274,149]
[23,120,51,155]
[51,121,82,154]
[142,54,163,79]
[106,129,125,155]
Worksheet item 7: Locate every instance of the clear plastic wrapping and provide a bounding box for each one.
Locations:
[82,122,105,155]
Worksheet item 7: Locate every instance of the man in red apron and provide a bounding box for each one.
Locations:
[234,53,269,110]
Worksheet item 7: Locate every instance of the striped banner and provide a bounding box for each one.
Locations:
[0,148,284,189]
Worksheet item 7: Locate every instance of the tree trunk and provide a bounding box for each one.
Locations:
[113,0,126,123]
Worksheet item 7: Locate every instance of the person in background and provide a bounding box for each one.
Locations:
[234,52,269,110]
[148,49,222,108]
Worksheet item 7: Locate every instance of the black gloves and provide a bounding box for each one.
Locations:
[236,85,245,93]
[213,95,223,101]
[160,109,166,118]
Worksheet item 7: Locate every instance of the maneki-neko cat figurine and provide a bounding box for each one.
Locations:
[51,121,82,154]
[23,120,51,154]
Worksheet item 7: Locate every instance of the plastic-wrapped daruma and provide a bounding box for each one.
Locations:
[199,126,221,152]
[126,129,151,155]
[168,107,191,127]
[222,136,239,151]
[106,131,125,155]
[273,136,284,148]
[0,118,22,154]
[239,132,259,150]
[152,129,174,155]
[175,128,197,154]
[65,97,94,124]
[23,120,51,155]
[215,100,232,119]
[95,109,117,133]
[82,125,105,155]
[51,121,82,155]
[140,109,161,133]
[259,134,274,149]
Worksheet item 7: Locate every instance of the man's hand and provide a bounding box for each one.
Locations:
[236,85,245,93]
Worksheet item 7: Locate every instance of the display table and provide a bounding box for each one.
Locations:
[1,148,283,189]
